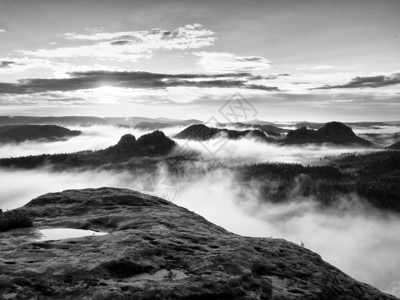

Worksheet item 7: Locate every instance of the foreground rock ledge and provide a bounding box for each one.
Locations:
[0,188,397,300]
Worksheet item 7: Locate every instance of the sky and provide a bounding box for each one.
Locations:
[0,0,399,122]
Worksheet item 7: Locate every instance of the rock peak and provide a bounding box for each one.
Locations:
[116,134,137,148]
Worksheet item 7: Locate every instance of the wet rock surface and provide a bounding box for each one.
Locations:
[0,187,398,300]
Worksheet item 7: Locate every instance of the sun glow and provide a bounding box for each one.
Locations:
[94,85,123,94]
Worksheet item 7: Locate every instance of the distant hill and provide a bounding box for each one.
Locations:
[284,122,373,146]
[126,117,203,126]
[134,119,202,130]
[134,122,172,130]
[0,125,81,143]
[174,124,272,142]
[0,116,204,128]
[241,119,275,126]
[0,116,107,126]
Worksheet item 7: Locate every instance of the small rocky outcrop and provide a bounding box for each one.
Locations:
[136,130,177,156]
[0,210,33,232]
[0,188,397,299]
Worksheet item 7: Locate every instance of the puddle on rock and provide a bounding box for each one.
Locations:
[36,228,107,241]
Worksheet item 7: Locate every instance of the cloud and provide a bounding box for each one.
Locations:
[0,58,48,74]
[194,52,271,72]
[0,29,5,33]
[314,73,400,89]
[313,65,334,70]
[0,61,17,68]
[329,99,363,103]
[296,65,335,71]
[21,24,216,61]
[0,56,124,78]
[0,70,280,95]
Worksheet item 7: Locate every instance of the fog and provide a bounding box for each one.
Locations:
[173,169,400,297]
[175,137,379,165]
[352,125,400,135]
[0,168,140,210]
[352,125,400,147]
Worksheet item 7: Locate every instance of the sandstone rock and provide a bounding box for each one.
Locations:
[0,188,397,299]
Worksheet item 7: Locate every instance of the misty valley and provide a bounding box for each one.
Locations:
[0,116,400,298]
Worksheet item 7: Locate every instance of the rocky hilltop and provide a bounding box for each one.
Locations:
[285,122,373,146]
[0,188,398,300]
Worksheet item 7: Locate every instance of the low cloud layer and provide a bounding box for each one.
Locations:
[175,136,379,165]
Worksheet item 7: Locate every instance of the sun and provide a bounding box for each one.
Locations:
[95,85,121,94]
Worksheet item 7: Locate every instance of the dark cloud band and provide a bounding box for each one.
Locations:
[0,71,280,94]
[313,73,400,90]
